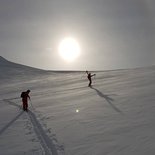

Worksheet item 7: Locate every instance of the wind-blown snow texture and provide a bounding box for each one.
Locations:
[0,56,155,155]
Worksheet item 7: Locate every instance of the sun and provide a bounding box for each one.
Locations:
[58,37,80,62]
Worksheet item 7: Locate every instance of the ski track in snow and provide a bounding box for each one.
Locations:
[3,98,64,155]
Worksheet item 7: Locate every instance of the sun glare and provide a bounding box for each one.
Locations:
[58,37,80,62]
[76,109,79,113]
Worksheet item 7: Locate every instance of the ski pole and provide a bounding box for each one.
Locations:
[29,100,35,111]
[94,74,96,84]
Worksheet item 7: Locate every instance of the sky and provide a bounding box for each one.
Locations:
[0,0,155,71]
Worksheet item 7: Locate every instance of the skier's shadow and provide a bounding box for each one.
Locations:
[0,111,24,135]
[0,99,24,135]
[90,86,123,114]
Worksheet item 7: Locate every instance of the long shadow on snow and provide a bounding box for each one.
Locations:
[0,99,24,135]
[90,86,123,114]
[0,111,24,135]
[3,98,63,155]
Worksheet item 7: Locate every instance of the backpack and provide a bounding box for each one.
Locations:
[20,92,25,98]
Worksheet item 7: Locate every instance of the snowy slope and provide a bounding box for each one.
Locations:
[0,56,50,83]
[0,57,155,155]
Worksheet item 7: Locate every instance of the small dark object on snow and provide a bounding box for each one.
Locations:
[86,71,96,87]
[20,90,31,111]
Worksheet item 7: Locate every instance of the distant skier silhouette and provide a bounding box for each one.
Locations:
[86,71,96,87]
[20,90,31,111]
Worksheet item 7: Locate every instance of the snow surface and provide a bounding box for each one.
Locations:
[0,56,155,155]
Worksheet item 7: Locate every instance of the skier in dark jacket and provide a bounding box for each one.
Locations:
[86,71,96,87]
[21,90,31,111]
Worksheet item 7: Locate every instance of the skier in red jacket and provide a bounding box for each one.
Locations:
[86,71,96,87]
[21,90,31,111]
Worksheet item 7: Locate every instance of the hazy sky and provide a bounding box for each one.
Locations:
[0,0,155,70]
